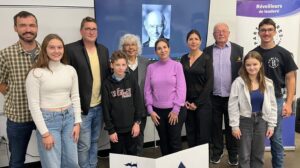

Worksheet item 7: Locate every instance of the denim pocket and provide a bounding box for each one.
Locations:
[42,112,54,122]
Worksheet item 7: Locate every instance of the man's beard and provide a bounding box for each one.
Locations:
[18,32,37,43]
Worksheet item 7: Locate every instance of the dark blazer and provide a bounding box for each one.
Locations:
[65,40,110,115]
[137,56,150,117]
[203,42,243,82]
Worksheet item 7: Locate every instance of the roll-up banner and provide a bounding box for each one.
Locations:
[236,0,300,150]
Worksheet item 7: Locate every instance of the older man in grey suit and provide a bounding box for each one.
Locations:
[119,33,150,155]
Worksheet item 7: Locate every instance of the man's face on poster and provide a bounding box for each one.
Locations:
[144,11,164,41]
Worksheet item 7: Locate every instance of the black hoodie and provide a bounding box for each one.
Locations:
[102,73,143,135]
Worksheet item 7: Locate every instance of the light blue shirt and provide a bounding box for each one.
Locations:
[212,41,232,97]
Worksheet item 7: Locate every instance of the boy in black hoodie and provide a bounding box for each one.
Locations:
[102,50,143,155]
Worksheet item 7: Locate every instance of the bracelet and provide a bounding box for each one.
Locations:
[42,134,50,138]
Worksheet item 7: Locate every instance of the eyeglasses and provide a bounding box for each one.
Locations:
[213,30,229,35]
[84,28,97,32]
[123,43,137,47]
[259,28,275,33]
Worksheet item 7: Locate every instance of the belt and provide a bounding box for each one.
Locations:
[252,112,262,117]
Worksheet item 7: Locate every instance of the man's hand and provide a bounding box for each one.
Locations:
[0,83,8,95]
[282,102,292,118]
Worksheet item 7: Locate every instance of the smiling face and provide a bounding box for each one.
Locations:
[187,33,201,51]
[123,42,138,59]
[155,40,170,61]
[80,21,98,43]
[213,23,230,46]
[245,57,262,77]
[14,16,38,43]
[46,38,64,62]
[258,24,276,45]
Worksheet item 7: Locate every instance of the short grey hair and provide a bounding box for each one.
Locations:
[118,33,142,56]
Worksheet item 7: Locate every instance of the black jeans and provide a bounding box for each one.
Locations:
[186,101,212,147]
[136,116,147,156]
[211,95,237,160]
[153,107,186,156]
[110,132,138,155]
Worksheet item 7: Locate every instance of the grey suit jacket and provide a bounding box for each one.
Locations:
[137,56,150,117]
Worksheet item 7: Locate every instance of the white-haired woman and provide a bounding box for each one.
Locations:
[118,33,150,156]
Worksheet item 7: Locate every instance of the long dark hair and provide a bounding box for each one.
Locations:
[32,34,67,70]
[239,51,266,92]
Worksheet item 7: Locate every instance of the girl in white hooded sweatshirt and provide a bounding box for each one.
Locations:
[228,51,277,168]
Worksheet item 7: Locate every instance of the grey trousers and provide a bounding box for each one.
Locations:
[238,114,267,168]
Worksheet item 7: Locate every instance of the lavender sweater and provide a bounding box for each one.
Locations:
[144,58,186,114]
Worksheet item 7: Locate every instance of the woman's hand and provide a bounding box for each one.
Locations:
[110,132,118,143]
[131,123,140,138]
[185,101,197,111]
[266,129,274,139]
[232,128,242,140]
[150,112,160,126]
[72,123,80,143]
[168,111,178,125]
[42,132,55,150]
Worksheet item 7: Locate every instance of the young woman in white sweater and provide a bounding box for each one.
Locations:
[228,51,277,168]
[26,34,81,168]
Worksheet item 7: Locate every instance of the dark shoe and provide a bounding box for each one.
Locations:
[228,158,238,166]
[210,153,224,164]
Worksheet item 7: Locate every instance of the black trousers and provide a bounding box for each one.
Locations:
[185,102,212,147]
[110,132,138,155]
[153,106,186,156]
[136,116,147,156]
[211,95,237,159]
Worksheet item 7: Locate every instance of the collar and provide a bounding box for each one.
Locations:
[17,41,41,55]
[213,41,231,49]
[128,57,138,71]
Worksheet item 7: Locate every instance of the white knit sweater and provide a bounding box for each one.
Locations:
[26,61,81,135]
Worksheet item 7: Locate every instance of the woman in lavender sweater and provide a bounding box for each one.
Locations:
[144,38,187,156]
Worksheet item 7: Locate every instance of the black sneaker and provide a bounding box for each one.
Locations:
[210,153,224,164]
[228,158,238,166]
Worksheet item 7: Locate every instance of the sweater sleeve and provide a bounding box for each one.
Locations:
[102,81,115,135]
[228,79,240,131]
[267,82,278,130]
[70,67,82,124]
[144,65,154,114]
[194,55,213,107]
[172,63,186,113]
[26,69,48,135]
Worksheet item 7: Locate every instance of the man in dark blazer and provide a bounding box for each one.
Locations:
[203,23,243,166]
[65,16,110,168]
[119,33,150,155]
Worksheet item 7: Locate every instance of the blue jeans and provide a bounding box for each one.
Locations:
[36,107,79,168]
[6,119,35,168]
[270,98,284,168]
[78,105,103,168]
